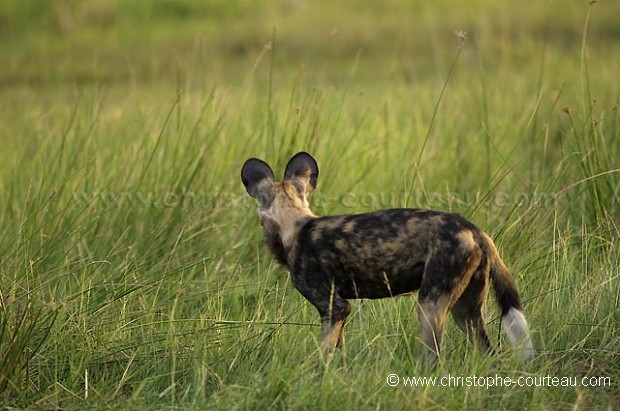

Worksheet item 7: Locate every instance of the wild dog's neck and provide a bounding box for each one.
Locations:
[260,208,316,251]
[259,207,314,269]
[258,179,317,266]
[260,215,314,269]
[260,219,289,268]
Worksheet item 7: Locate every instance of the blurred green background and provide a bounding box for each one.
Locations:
[2,0,620,87]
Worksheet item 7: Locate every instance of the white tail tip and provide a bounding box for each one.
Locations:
[501,307,535,361]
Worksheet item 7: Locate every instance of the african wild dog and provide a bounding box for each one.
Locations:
[241,152,534,362]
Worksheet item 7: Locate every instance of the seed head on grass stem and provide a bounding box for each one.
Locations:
[454,30,467,44]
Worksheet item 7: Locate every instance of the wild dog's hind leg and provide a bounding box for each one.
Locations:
[417,293,452,364]
[418,231,483,363]
[451,268,493,354]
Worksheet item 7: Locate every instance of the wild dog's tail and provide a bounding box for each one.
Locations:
[482,233,535,361]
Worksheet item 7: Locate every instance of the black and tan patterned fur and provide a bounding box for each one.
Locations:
[241,152,534,362]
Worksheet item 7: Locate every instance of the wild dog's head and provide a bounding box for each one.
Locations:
[241,152,319,265]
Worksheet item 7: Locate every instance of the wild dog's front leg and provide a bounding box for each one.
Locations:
[294,274,352,354]
[319,299,351,354]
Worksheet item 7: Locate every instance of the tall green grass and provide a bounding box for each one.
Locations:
[1,0,619,409]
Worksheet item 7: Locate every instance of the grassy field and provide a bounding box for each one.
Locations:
[1,0,619,409]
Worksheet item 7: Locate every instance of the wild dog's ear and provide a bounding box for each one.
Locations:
[241,158,275,204]
[283,152,319,194]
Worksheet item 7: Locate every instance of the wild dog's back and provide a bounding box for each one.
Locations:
[290,209,484,299]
